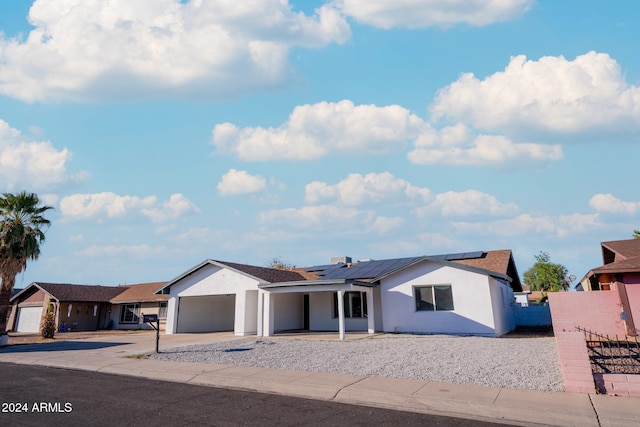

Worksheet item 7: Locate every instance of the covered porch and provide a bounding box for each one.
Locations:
[257,279,378,340]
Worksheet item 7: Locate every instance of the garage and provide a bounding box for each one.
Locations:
[16,306,44,333]
[176,295,235,333]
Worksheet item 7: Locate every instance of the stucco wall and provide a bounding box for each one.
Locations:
[273,293,304,331]
[488,277,516,336]
[308,291,370,332]
[379,261,499,336]
[165,263,260,334]
[58,302,103,332]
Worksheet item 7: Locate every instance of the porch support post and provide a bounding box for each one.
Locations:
[263,292,275,337]
[337,290,345,340]
[366,288,375,334]
[257,290,264,336]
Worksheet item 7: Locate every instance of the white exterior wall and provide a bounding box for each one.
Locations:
[165,264,261,335]
[379,261,499,336]
[488,277,516,336]
[308,292,370,331]
[273,293,304,331]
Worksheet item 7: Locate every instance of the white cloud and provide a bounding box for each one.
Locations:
[408,125,562,166]
[334,0,533,29]
[430,51,640,136]
[217,169,267,196]
[142,193,200,223]
[212,100,425,161]
[453,213,601,238]
[0,0,350,102]
[60,192,198,223]
[76,244,168,258]
[305,172,430,206]
[415,190,517,217]
[259,205,373,230]
[589,193,640,215]
[368,216,405,235]
[0,119,87,191]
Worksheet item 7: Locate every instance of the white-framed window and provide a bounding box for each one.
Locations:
[158,302,168,319]
[333,291,368,318]
[414,285,454,311]
[120,303,140,323]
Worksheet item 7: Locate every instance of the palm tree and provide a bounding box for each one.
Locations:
[0,192,53,344]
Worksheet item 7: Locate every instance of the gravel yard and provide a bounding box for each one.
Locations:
[151,334,563,392]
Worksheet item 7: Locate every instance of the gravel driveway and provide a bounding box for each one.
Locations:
[152,334,563,392]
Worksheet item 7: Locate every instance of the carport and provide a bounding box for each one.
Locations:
[176,294,236,333]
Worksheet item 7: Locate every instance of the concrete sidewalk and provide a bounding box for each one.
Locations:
[0,332,638,427]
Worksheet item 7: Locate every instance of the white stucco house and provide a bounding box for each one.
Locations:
[157,250,522,339]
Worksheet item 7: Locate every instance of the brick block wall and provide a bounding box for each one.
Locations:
[549,292,625,337]
[554,330,596,394]
[594,373,640,397]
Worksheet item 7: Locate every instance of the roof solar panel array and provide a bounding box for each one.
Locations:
[306,256,423,280]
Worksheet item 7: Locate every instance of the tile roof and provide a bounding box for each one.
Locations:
[109,282,168,303]
[36,282,126,302]
[214,260,307,283]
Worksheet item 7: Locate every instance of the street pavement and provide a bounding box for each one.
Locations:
[0,363,505,426]
[0,331,639,426]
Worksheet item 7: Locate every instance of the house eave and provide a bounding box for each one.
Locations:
[258,279,375,290]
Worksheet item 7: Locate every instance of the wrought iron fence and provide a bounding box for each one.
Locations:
[576,327,640,374]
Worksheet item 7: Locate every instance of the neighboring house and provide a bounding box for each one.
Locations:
[108,282,168,331]
[580,238,640,291]
[9,283,125,333]
[158,250,522,338]
[8,282,168,333]
[577,238,640,336]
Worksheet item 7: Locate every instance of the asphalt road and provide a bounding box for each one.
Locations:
[0,363,511,426]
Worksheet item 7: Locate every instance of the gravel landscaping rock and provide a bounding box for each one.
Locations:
[151,334,563,392]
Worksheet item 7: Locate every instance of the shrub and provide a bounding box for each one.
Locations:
[41,312,56,339]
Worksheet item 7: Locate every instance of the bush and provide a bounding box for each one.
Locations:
[41,312,56,339]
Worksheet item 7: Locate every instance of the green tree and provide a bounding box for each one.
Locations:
[522,251,569,292]
[0,192,53,343]
[633,230,640,239]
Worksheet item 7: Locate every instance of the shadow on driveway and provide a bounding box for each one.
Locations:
[0,340,131,353]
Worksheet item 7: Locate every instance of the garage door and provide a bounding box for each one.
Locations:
[177,295,235,333]
[16,306,43,333]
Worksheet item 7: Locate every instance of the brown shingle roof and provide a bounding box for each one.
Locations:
[36,282,126,302]
[110,282,168,303]
[601,239,640,261]
[451,250,522,291]
[452,250,511,275]
[214,260,307,283]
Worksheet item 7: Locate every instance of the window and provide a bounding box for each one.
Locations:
[333,291,368,318]
[414,285,454,311]
[120,304,140,323]
[158,302,168,319]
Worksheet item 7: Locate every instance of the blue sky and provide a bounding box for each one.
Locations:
[1,0,639,287]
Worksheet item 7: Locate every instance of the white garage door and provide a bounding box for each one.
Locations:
[177,295,235,333]
[16,306,43,333]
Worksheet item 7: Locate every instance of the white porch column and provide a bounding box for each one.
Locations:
[257,290,265,336]
[337,290,345,340]
[366,288,374,334]
[263,291,275,337]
